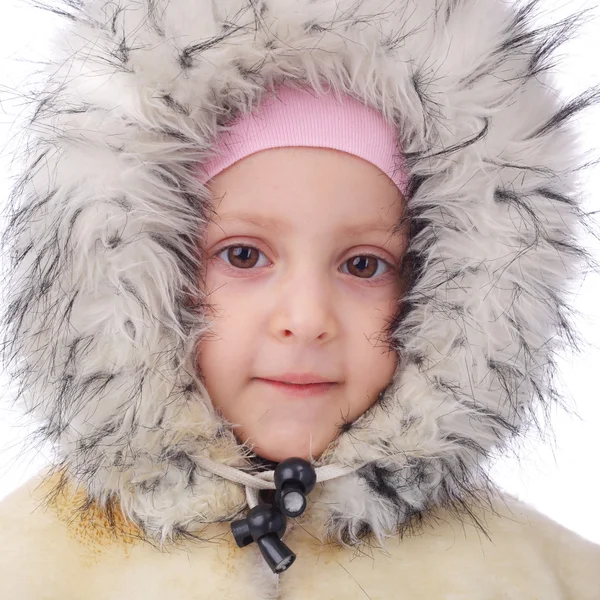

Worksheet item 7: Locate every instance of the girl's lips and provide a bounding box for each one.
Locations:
[256,378,338,397]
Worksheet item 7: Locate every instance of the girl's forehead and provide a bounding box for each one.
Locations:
[208,210,401,235]
[204,202,405,247]
[206,147,404,212]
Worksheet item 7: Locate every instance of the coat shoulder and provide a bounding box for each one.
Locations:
[487,493,600,597]
[283,491,600,600]
[0,469,269,600]
[0,468,138,600]
[0,470,75,598]
[390,493,600,600]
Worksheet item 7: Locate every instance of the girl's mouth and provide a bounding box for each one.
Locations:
[256,378,338,397]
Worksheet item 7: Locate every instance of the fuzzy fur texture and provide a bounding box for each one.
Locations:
[2,469,600,599]
[1,0,599,552]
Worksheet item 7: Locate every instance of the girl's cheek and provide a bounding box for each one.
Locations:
[201,259,229,291]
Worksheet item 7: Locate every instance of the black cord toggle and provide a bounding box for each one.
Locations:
[274,457,317,518]
[231,503,296,573]
[230,457,317,573]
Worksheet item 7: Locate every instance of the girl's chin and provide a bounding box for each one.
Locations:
[240,431,332,463]
[252,443,316,463]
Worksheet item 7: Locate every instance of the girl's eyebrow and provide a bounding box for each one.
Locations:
[216,213,398,236]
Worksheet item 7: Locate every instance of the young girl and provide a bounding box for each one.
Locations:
[1,0,599,598]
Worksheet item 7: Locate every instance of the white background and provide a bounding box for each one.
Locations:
[1,0,599,544]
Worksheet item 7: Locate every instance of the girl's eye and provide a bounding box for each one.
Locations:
[216,245,392,280]
[340,255,391,279]
[217,245,269,269]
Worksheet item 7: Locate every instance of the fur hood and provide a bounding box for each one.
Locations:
[1,0,598,550]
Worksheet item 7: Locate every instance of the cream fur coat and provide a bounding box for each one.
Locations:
[1,468,600,599]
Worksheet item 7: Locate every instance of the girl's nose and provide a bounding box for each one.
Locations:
[268,268,339,345]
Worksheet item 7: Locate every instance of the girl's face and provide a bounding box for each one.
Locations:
[196,147,406,462]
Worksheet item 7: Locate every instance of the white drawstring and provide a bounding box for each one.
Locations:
[195,456,362,509]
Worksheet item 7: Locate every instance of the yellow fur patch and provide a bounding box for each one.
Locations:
[39,469,143,564]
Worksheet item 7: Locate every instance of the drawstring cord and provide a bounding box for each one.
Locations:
[195,455,374,573]
[195,456,362,509]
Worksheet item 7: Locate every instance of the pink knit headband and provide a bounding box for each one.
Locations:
[197,83,408,195]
